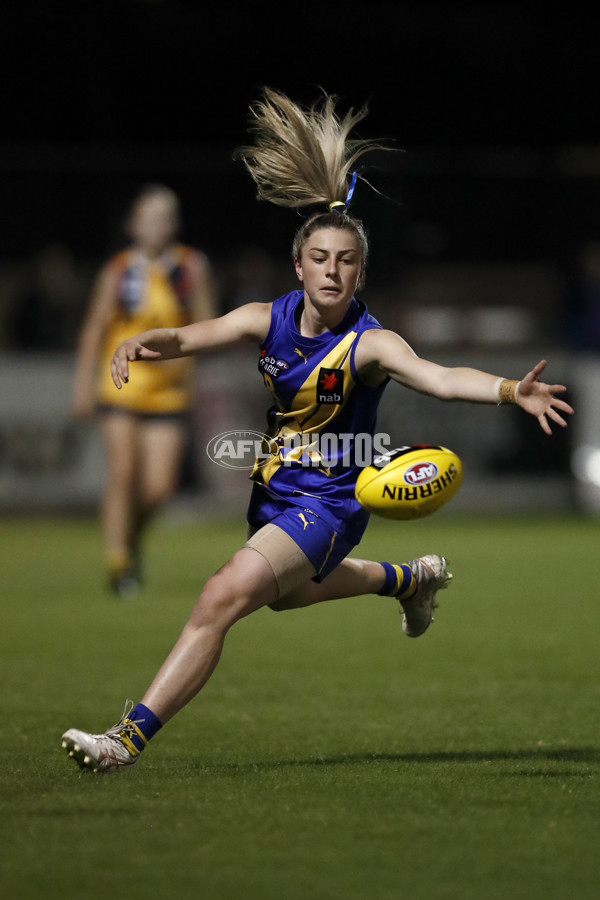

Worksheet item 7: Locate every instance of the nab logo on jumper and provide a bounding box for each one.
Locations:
[317,368,344,404]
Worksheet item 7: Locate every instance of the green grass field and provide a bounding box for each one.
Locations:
[1,510,598,900]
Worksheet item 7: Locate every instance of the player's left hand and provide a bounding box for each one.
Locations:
[516,359,574,435]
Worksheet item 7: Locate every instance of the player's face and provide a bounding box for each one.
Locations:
[129,195,179,255]
[294,228,364,313]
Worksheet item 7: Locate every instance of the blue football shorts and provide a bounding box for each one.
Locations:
[246,496,355,592]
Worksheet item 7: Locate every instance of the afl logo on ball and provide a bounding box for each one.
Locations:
[404,461,438,485]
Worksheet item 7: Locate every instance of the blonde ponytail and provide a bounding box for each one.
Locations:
[235,88,395,287]
[234,87,386,210]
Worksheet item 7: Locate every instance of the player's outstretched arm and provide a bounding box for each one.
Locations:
[356,329,573,434]
[110,301,272,389]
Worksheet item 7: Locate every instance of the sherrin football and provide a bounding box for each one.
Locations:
[355,444,463,520]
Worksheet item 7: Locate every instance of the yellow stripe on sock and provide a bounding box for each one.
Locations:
[390,565,403,594]
[395,565,416,599]
[119,718,147,757]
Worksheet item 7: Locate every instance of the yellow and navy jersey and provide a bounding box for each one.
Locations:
[250,290,389,542]
[97,245,200,413]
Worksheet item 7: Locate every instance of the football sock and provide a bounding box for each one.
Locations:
[106,549,133,578]
[377,561,416,598]
[119,703,163,757]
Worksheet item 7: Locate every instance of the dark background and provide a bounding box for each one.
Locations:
[3,1,600,335]
[10,3,598,147]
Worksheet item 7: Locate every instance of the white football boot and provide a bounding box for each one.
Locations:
[61,702,140,773]
[398,554,452,637]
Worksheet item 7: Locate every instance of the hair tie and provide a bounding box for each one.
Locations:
[328,170,358,214]
[344,170,357,208]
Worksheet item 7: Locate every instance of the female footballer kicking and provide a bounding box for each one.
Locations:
[62,89,572,772]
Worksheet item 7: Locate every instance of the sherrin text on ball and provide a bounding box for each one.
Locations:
[355,445,463,520]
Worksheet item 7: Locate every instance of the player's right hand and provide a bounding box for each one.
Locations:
[110,340,162,389]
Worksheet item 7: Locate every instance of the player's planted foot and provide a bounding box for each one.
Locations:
[109,571,141,598]
[398,554,452,637]
[61,701,161,773]
[106,551,141,599]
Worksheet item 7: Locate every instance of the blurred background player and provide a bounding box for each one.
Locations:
[71,184,217,596]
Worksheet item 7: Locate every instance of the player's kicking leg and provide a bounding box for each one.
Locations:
[274,552,453,638]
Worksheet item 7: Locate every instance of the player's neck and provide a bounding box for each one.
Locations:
[298,296,352,337]
[134,243,175,263]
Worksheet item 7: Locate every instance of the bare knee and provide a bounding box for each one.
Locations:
[140,482,173,515]
[188,577,239,630]
[188,555,273,628]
